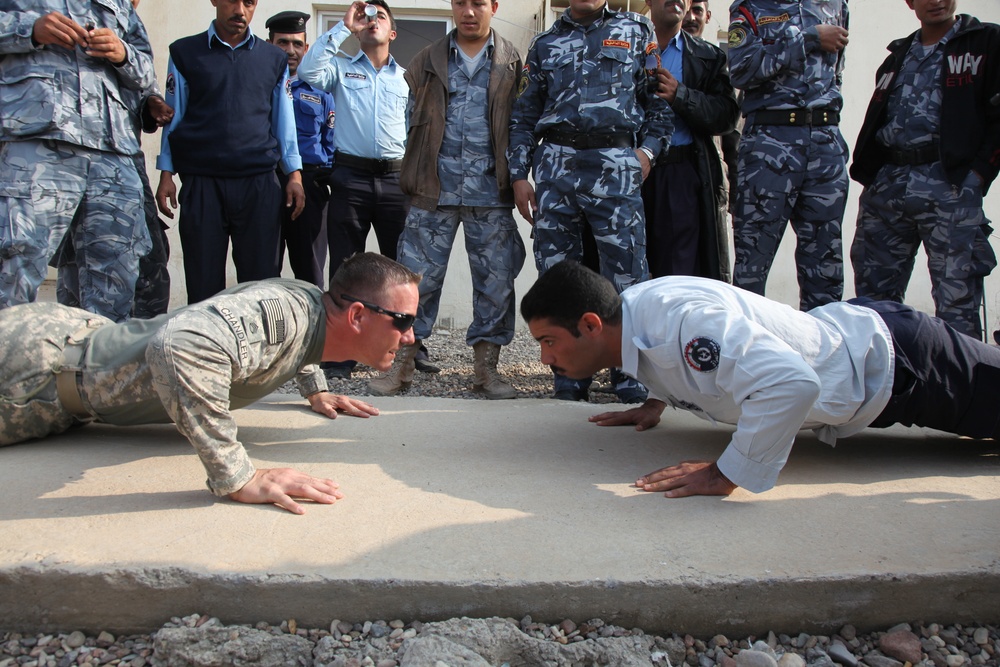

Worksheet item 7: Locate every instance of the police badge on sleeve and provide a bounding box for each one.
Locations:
[684,337,721,373]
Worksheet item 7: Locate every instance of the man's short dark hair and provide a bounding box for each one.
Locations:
[328,252,420,304]
[520,261,622,336]
[367,0,397,31]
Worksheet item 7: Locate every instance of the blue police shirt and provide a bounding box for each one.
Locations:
[291,77,337,167]
[662,31,693,147]
[156,22,302,174]
[296,21,408,160]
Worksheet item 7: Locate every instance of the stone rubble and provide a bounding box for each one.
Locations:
[1,616,996,667]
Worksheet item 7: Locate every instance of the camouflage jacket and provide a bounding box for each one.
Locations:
[0,0,155,155]
[507,6,673,182]
[727,0,848,115]
[79,279,329,496]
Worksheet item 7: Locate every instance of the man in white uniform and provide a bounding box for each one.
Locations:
[521,260,1000,497]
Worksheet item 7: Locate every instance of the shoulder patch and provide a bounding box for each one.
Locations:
[259,299,287,345]
[326,110,336,129]
[165,72,175,96]
[728,25,748,49]
[684,337,721,373]
[285,78,293,99]
[517,63,529,98]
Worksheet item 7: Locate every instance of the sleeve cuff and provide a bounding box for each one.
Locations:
[206,457,256,497]
[716,445,783,494]
[296,364,329,398]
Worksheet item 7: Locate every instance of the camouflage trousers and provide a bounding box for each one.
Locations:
[397,205,525,345]
[0,303,107,446]
[733,124,848,310]
[533,143,648,400]
[532,143,648,289]
[0,140,150,322]
[53,151,171,319]
[851,163,997,340]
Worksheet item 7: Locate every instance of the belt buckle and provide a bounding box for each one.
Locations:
[374,158,389,175]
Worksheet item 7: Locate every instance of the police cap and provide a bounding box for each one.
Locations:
[266,11,310,34]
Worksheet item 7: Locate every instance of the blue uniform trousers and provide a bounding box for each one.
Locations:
[851,164,996,341]
[733,123,848,310]
[856,299,1000,439]
[278,167,330,289]
[0,140,148,322]
[177,171,282,303]
[641,156,702,278]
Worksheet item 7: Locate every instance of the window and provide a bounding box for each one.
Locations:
[316,10,450,68]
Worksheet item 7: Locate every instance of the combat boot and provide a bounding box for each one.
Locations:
[472,341,516,400]
[368,342,419,396]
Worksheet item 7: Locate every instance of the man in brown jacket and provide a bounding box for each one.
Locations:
[368,0,526,399]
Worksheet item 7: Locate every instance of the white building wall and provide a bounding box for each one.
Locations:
[137,0,1000,334]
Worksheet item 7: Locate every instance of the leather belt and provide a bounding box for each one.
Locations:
[751,107,840,127]
[55,326,94,420]
[658,143,696,165]
[544,130,635,150]
[334,151,402,175]
[883,143,938,167]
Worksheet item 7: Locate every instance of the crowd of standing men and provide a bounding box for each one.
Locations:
[1,0,998,384]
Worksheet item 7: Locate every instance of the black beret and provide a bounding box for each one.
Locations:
[265,11,310,34]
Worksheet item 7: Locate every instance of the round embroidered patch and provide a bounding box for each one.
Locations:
[685,337,721,373]
[728,25,747,49]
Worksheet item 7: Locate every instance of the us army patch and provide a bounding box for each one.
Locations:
[684,337,721,373]
[301,92,322,105]
[603,39,629,49]
[259,299,287,345]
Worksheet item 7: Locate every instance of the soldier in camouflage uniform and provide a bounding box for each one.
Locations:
[370,0,526,400]
[507,0,673,403]
[849,2,1000,341]
[728,0,850,310]
[0,253,419,514]
[0,1,155,322]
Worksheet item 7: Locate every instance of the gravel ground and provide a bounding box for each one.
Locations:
[284,326,622,404]
[2,615,997,667]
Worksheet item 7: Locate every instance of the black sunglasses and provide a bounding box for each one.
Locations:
[341,294,415,332]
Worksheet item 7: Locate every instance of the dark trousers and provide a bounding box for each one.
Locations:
[278,168,329,288]
[326,164,408,282]
[178,172,282,303]
[641,156,702,278]
[856,299,1000,439]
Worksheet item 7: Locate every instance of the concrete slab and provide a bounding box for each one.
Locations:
[1,395,998,635]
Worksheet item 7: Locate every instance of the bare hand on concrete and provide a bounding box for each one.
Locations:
[635,460,737,498]
[307,392,380,419]
[589,399,666,431]
[229,468,345,514]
